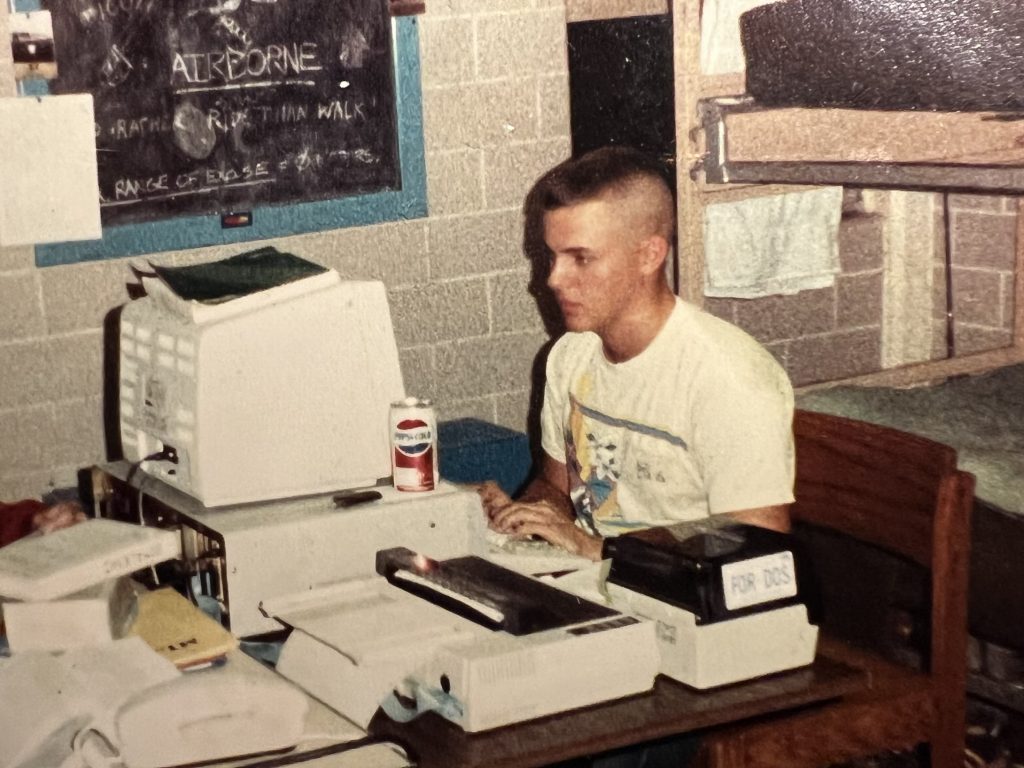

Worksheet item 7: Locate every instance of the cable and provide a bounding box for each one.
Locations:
[942,193,956,359]
[71,728,121,768]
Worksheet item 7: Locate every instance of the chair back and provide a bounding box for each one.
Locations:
[791,409,967,569]
[792,408,973,684]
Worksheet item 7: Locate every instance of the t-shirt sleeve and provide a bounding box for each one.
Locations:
[693,363,795,515]
[540,341,569,464]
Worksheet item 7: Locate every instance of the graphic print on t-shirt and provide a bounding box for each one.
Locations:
[565,392,688,534]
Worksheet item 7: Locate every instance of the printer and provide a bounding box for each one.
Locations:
[270,547,661,732]
[602,521,819,689]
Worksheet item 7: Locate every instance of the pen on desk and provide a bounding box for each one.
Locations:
[332,490,383,508]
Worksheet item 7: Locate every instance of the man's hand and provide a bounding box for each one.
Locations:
[477,481,603,561]
[30,501,87,535]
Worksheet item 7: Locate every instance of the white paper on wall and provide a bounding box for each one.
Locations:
[0,93,102,246]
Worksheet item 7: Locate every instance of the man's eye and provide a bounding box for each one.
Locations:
[575,254,592,265]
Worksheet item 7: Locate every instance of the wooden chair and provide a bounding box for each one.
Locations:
[700,409,975,768]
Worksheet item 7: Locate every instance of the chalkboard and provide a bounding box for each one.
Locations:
[43,0,400,227]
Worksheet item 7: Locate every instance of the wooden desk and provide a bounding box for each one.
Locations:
[368,652,866,768]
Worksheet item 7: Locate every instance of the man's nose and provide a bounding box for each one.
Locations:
[547,257,566,291]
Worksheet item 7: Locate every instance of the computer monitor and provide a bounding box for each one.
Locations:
[118,248,405,507]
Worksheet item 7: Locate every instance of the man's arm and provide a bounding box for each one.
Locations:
[724,504,792,533]
[478,454,604,561]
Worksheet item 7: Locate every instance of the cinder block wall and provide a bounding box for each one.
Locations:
[705,202,888,387]
[942,194,1018,356]
[0,1,570,500]
[708,193,1019,387]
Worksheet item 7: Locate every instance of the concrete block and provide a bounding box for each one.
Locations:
[44,331,104,402]
[489,271,543,334]
[420,16,474,86]
[837,271,883,329]
[476,10,567,81]
[398,345,438,401]
[484,139,570,210]
[39,260,130,335]
[429,210,524,279]
[0,340,59,408]
[702,297,738,323]
[0,245,34,272]
[423,79,537,151]
[787,329,881,386]
[52,397,106,468]
[951,267,1005,327]
[947,193,1006,213]
[495,388,535,435]
[0,469,58,505]
[435,330,547,401]
[952,211,1017,270]
[436,395,497,425]
[298,221,428,286]
[838,214,884,273]
[429,0,534,14]
[427,150,485,216]
[0,271,45,339]
[0,404,54,473]
[734,286,836,343]
[389,279,489,345]
[954,324,1013,356]
[538,74,571,139]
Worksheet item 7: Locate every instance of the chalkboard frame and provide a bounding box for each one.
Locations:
[16,2,427,267]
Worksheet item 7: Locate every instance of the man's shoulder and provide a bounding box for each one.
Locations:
[673,301,791,392]
[548,330,601,366]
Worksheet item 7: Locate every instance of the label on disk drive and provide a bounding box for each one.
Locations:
[720,551,797,611]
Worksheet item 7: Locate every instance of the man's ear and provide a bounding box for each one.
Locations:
[637,235,670,276]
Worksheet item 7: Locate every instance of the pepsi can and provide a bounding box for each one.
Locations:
[390,397,437,492]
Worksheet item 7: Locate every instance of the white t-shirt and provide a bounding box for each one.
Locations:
[540,298,795,537]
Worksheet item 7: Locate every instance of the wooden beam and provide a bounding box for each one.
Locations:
[796,346,1024,392]
[674,0,705,305]
[1015,199,1024,350]
[715,105,1024,165]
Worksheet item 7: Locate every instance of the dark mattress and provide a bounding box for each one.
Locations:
[797,364,1024,517]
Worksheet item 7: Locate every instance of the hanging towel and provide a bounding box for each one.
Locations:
[703,186,843,299]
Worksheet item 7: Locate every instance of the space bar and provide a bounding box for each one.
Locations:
[392,569,505,625]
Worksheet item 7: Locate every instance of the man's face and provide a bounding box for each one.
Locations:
[543,198,646,337]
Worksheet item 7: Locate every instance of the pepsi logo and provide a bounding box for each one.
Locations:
[394,418,433,456]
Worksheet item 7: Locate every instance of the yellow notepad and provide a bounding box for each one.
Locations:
[129,588,238,669]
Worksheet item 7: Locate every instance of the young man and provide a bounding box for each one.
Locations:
[482,146,795,558]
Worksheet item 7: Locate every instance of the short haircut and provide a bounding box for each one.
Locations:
[527,146,676,240]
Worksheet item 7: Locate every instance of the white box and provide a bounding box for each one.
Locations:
[3,577,137,653]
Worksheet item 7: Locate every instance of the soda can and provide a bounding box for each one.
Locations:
[390,397,437,492]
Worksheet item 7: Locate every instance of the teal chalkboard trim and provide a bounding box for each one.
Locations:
[33,16,427,267]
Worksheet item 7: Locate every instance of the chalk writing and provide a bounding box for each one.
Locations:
[81,0,157,24]
[44,0,400,225]
[170,42,322,87]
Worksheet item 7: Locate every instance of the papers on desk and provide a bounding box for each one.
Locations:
[0,637,412,768]
[0,636,181,768]
[0,519,180,601]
